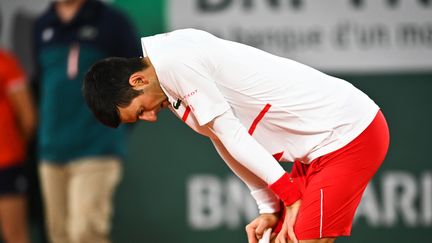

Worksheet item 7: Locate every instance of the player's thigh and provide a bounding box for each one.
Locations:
[295,157,381,238]
[299,158,378,236]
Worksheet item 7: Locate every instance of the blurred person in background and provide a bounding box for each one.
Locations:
[0,16,36,243]
[32,0,140,242]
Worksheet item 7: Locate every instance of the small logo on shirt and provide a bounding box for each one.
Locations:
[78,26,98,40]
[42,28,54,42]
[173,98,182,109]
[182,89,198,99]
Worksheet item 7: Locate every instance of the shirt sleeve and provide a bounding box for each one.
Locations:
[208,109,302,206]
[166,56,230,126]
[210,137,281,214]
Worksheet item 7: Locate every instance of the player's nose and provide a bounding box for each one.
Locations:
[139,110,157,122]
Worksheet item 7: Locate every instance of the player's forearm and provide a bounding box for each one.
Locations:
[210,137,280,213]
[217,126,301,206]
[209,111,284,184]
[208,110,302,206]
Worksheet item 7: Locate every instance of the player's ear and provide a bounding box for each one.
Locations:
[129,72,149,88]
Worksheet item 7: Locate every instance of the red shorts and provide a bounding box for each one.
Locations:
[281,110,389,239]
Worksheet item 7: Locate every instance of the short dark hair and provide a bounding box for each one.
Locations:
[83,57,147,128]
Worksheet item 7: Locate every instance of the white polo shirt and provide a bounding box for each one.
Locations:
[142,28,380,213]
[141,28,379,164]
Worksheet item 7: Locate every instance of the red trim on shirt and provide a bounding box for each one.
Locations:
[182,106,191,122]
[248,103,271,135]
[273,151,284,161]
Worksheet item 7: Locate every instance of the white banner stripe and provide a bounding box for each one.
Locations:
[168,0,432,73]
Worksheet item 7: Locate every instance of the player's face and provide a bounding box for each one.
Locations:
[119,60,168,123]
[118,90,169,123]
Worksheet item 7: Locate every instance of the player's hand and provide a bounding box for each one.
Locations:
[275,199,301,243]
[245,213,279,243]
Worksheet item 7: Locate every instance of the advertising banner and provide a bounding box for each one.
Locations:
[168,0,432,73]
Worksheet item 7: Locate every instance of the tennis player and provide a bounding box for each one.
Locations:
[83,29,390,243]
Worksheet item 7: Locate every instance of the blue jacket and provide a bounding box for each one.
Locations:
[33,0,141,163]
